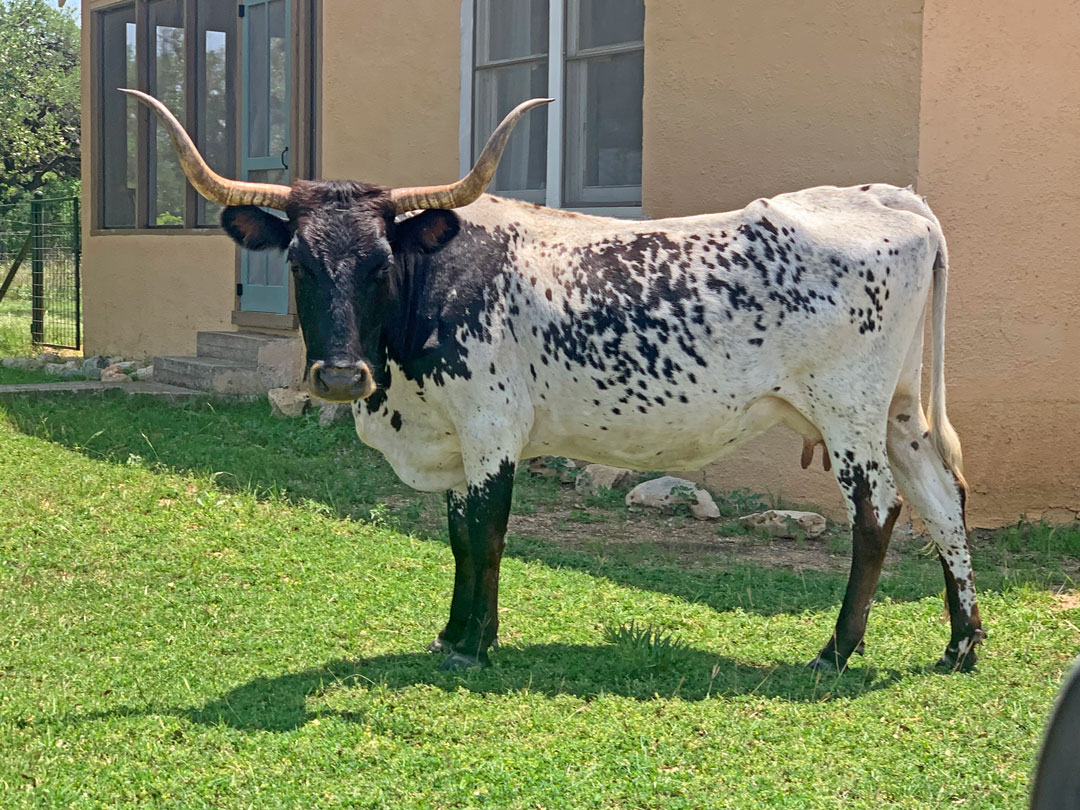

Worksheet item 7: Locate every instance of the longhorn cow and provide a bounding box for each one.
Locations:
[124,89,984,672]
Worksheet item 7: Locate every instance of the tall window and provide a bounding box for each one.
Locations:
[95,0,236,229]
[466,0,644,211]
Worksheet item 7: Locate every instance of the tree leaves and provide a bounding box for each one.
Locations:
[0,0,80,202]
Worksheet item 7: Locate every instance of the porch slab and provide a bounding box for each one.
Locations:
[0,381,206,400]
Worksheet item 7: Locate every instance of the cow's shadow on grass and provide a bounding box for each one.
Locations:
[0,393,960,620]
[180,644,916,733]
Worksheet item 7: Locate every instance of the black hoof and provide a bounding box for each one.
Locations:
[936,631,985,673]
[439,652,486,671]
[807,654,848,673]
[936,646,978,673]
[427,637,453,654]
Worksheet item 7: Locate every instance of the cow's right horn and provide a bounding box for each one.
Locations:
[120,89,292,210]
[390,97,553,214]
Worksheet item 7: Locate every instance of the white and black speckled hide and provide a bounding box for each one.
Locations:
[357,184,930,507]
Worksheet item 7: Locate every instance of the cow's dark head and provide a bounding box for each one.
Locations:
[120,88,551,402]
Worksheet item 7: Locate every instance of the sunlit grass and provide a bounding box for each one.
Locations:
[0,393,1076,808]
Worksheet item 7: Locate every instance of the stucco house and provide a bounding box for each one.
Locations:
[78,0,1080,528]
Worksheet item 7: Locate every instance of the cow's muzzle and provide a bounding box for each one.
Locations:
[308,360,376,402]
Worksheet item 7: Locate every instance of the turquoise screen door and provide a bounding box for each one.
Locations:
[239,0,291,314]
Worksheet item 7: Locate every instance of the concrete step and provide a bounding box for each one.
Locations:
[196,330,294,362]
[194,330,303,389]
[153,355,265,395]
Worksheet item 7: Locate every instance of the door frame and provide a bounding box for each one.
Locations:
[231,0,318,331]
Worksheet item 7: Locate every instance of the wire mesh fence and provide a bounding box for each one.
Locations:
[0,196,81,350]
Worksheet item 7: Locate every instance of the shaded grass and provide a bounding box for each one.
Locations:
[0,393,1077,808]
[0,286,34,357]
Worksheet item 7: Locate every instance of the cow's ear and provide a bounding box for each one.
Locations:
[394,210,460,254]
[221,206,291,251]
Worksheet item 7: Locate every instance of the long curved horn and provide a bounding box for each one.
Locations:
[390,98,554,214]
[119,89,291,210]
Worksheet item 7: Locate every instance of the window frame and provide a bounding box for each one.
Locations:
[460,0,644,218]
[92,0,227,231]
[90,0,317,236]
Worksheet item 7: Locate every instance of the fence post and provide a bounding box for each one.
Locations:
[72,196,81,350]
[30,195,45,345]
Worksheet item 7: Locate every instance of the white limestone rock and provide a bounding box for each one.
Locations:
[268,387,311,418]
[318,401,351,427]
[2,357,39,370]
[526,456,581,482]
[625,476,721,520]
[575,464,636,495]
[100,364,132,382]
[80,356,110,379]
[739,510,828,538]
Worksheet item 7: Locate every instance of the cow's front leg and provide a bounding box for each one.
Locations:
[438,457,515,671]
[428,490,471,654]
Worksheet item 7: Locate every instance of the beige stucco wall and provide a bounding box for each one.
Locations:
[642,0,924,520]
[917,0,1080,526]
[319,0,461,185]
[80,0,236,359]
[78,0,1080,527]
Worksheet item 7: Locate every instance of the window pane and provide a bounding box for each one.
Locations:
[479,0,548,63]
[148,0,186,226]
[268,0,288,158]
[100,6,137,228]
[197,0,236,226]
[247,1,269,157]
[474,63,548,197]
[575,0,644,51]
[245,168,288,288]
[565,49,643,206]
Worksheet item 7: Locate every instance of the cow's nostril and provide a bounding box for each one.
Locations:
[309,361,329,393]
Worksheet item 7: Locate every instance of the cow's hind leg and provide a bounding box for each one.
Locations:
[887,396,984,671]
[806,419,902,672]
[437,455,516,671]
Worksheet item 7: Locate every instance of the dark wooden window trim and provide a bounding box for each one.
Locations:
[93,0,316,233]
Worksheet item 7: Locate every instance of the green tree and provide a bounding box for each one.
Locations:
[0,0,80,203]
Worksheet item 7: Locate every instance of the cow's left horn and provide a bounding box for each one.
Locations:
[120,89,292,210]
[390,98,554,214]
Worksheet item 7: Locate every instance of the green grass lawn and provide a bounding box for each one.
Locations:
[0,393,1077,808]
[0,285,34,358]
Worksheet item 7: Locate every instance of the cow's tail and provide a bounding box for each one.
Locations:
[928,241,965,489]
[883,187,965,488]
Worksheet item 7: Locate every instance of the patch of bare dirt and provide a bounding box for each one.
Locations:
[506,486,858,574]
[1051,591,1080,612]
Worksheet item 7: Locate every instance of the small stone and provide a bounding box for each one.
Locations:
[62,359,79,371]
[134,366,154,381]
[738,510,828,538]
[107,356,125,365]
[318,401,351,427]
[80,356,110,378]
[100,364,132,383]
[268,387,311,418]
[575,464,636,495]
[37,352,61,364]
[1,357,37,370]
[43,363,68,376]
[625,476,721,520]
